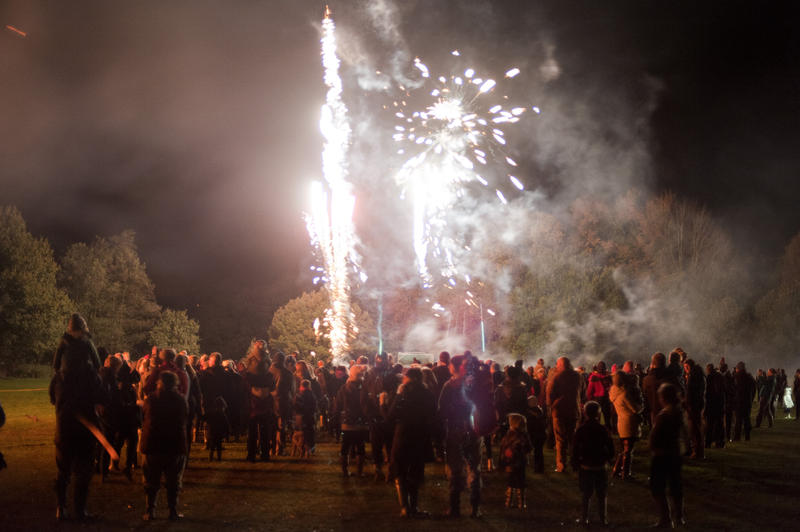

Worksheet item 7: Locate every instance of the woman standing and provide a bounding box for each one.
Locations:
[609,371,643,480]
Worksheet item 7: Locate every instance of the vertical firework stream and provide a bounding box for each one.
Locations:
[306,7,359,363]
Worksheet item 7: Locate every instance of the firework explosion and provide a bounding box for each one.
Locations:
[390,53,540,292]
[306,7,360,362]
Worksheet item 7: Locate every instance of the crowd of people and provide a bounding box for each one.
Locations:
[48,312,800,526]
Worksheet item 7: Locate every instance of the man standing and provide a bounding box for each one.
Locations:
[683,359,705,459]
[704,364,726,448]
[649,383,686,528]
[141,371,188,521]
[51,313,106,521]
[546,356,582,473]
[755,368,775,428]
[364,352,394,481]
[438,355,482,518]
[270,352,296,455]
[243,348,275,462]
[733,362,756,441]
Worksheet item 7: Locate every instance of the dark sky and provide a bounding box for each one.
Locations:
[2,1,799,342]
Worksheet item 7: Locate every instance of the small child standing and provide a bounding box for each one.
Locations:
[294,380,317,456]
[498,413,533,509]
[525,395,547,473]
[206,395,229,461]
[571,401,615,527]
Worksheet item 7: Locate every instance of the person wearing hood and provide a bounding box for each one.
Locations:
[51,313,106,521]
[387,367,437,517]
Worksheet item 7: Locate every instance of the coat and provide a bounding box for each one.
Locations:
[546,367,582,422]
[141,388,188,455]
[388,380,437,472]
[609,383,643,439]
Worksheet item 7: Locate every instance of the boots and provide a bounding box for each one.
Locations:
[375,464,384,482]
[340,456,350,478]
[446,492,461,518]
[217,448,222,461]
[622,452,635,480]
[408,486,427,517]
[167,490,184,520]
[504,487,514,508]
[612,454,623,478]
[670,495,686,527]
[395,479,409,517]
[651,495,672,528]
[577,493,590,526]
[55,480,68,521]
[598,495,608,526]
[356,455,365,478]
[209,450,215,462]
[516,489,526,510]
[73,482,93,520]
[142,491,156,521]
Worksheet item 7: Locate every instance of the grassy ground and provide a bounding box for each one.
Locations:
[1,378,798,531]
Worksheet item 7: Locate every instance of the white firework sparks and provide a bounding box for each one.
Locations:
[306,8,359,362]
[390,53,539,287]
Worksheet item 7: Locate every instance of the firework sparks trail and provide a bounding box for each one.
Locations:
[306,8,360,363]
[390,53,540,293]
[5,25,27,38]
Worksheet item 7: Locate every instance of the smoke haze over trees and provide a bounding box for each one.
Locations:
[1,2,799,369]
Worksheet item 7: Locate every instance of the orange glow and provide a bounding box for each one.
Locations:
[5,25,27,37]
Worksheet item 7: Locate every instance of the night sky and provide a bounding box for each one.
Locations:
[2,1,799,346]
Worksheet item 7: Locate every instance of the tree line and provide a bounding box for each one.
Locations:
[3,190,800,371]
[0,206,198,373]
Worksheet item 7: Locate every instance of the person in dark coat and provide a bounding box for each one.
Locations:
[649,383,686,528]
[432,351,452,399]
[333,365,369,477]
[755,368,776,428]
[294,379,317,455]
[99,356,123,482]
[720,362,736,441]
[178,355,200,460]
[642,353,679,426]
[547,356,582,473]
[572,401,615,527]
[141,371,188,521]
[52,313,101,374]
[733,362,756,441]
[525,395,546,473]
[438,354,482,518]
[794,369,800,421]
[499,413,532,510]
[363,352,394,481]
[683,359,705,459]
[205,395,229,461]
[327,366,347,441]
[494,366,529,435]
[387,367,437,517]
[243,351,275,462]
[269,351,296,455]
[51,313,106,521]
[704,364,726,448]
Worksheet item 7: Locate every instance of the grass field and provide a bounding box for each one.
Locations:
[1,377,798,531]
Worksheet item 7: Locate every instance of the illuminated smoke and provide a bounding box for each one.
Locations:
[389,53,539,293]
